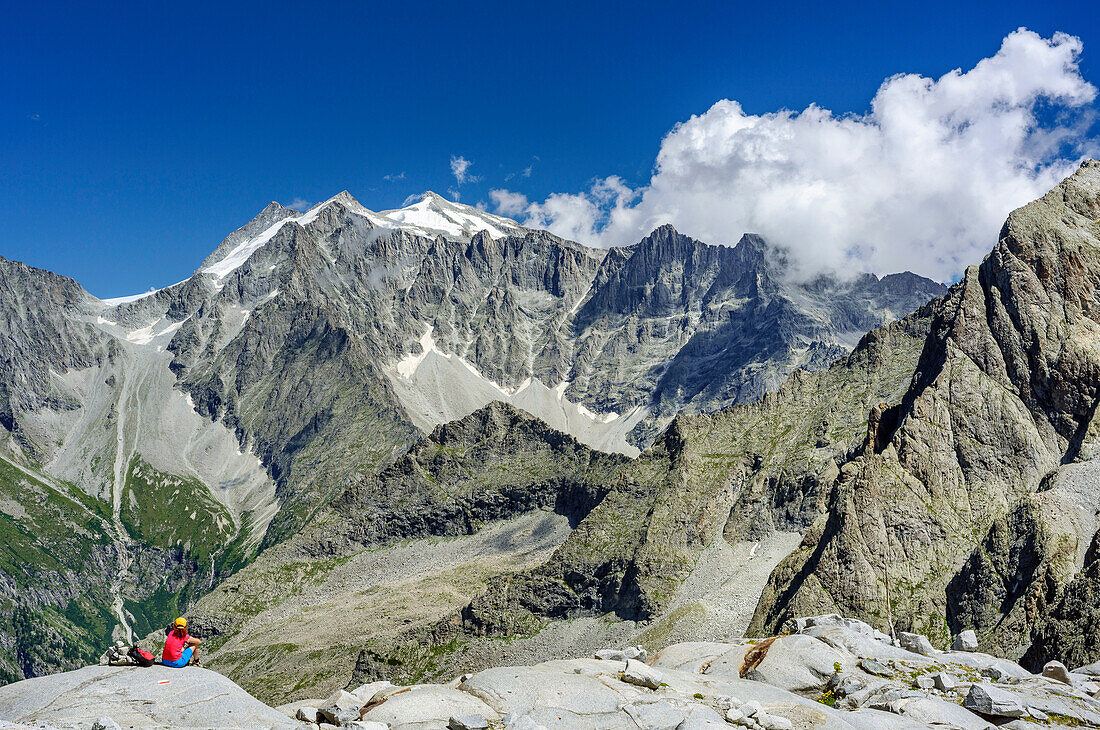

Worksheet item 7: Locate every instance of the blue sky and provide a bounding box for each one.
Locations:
[2,1,1098,296]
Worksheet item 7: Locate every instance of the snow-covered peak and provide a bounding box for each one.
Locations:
[195,191,526,282]
[379,192,525,240]
[297,191,389,227]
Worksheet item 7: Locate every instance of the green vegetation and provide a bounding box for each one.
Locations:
[120,456,235,563]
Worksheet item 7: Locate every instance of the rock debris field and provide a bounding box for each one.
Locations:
[3,614,1100,729]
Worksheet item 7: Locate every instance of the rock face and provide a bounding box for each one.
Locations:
[743,161,1100,665]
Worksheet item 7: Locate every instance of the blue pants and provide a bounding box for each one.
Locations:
[162,646,193,668]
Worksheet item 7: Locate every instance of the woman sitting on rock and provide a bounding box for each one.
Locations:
[162,617,202,668]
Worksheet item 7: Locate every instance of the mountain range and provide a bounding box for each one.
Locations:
[0,180,959,686]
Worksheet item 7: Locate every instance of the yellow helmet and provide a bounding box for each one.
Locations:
[174,617,187,628]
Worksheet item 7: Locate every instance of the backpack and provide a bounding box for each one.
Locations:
[128,646,155,667]
[103,645,131,665]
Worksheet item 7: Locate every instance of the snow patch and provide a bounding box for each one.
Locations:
[388,328,642,455]
[204,218,292,279]
[120,318,185,346]
[100,279,188,306]
[395,326,436,378]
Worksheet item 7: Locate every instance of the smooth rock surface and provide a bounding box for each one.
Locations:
[0,665,297,729]
[361,686,497,730]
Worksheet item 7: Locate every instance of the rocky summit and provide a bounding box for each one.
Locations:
[5,159,1100,729]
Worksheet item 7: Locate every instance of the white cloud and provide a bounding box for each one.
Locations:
[450,155,478,185]
[383,171,406,182]
[489,189,529,217]
[447,187,462,201]
[287,197,310,210]
[494,29,1097,281]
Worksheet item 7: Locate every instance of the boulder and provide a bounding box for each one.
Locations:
[319,689,363,726]
[963,684,1028,718]
[826,672,865,698]
[351,680,396,704]
[624,646,648,661]
[890,696,991,730]
[931,672,956,692]
[1074,661,1100,677]
[275,699,325,719]
[594,649,626,661]
[741,635,849,692]
[346,723,389,730]
[858,659,892,678]
[897,632,936,656]
[295,706,321,723]
[1042,660,1073,685]
[755,711,793,730]
[914,675,934,690]
[953,630,979,652]
[622,658,663,689]
[980,666,1005,681]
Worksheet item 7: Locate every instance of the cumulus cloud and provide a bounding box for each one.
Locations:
[287,196,311,210]
[450,155,478,185]
[493,29,1097,281]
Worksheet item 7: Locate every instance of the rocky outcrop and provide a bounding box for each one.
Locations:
[746,160,1100,659]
